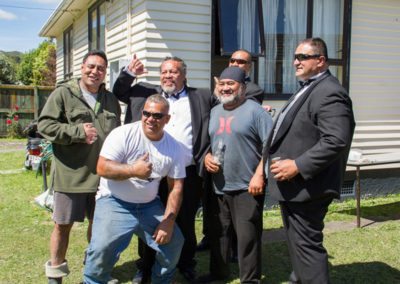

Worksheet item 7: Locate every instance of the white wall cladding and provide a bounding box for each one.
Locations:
[55,35,64,81]
[349,0,400,120]
[127,0,211,88]
[52,0,211,87]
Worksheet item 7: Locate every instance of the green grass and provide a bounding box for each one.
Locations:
[1,145,400,283]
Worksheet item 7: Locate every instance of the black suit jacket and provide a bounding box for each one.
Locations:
[113,70,215,178]
[265,71,355,202]
[245,81,264,104]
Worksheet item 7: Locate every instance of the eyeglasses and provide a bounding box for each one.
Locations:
[294,54,321,61]
[142,110,166,120]
[229,58,249,65]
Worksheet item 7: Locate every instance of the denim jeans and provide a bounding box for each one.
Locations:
[83,195,184,284]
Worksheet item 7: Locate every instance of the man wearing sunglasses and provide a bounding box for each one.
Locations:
[265,37,355,283]
[113,56,215,283]
[228,49,264,104]
[84,94,187,284]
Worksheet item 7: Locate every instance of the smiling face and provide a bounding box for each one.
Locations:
[80,55,107,93]
[214,77,244,107]
[293,43,325,81]
[141,101,170,141]
[160,60,186,95]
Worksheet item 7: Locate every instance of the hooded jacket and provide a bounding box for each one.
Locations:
[38,78,121,193]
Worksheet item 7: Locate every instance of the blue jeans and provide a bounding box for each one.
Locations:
[83,195,184,284]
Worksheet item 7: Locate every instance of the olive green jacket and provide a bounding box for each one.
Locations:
[38,79,121,193]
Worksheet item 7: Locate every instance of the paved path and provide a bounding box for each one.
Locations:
[0,140,25,153]
[262,217,398,243]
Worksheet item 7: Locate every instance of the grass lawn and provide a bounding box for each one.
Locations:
[1,140,399,283]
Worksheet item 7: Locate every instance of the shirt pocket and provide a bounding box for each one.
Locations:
[98,110,118,135]
[66,108,92,124]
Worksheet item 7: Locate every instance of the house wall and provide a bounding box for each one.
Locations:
[54,0,212,89]
[106,0,212,88]
[349,0,400,121]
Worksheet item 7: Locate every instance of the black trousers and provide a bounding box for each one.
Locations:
[137,165,203,273]
[280,197,333,284]
[209,190,265,283]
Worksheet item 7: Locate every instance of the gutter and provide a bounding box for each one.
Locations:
[38,0,75,37]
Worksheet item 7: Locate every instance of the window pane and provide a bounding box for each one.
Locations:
[99,3,106,51]
[219,0,262,55]
[258,0,346,96]
[259,0,307,94]
[64,27,73,79]
[313,0,344,60]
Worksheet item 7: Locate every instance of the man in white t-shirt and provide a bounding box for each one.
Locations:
[83,94,187,284]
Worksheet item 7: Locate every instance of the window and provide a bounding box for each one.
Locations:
[89,0,106,51]
[259,0,350,98]
[218,0,265,56]
[63,25,73,80]
[213,0,351,99]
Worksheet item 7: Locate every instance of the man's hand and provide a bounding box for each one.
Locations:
[204,152,220,173]
[270,159,299,181]
[248,173,265,196]
[153,217,174,244]
[127,54,148,76]
[130,153,152,179]
[83,123,97,144]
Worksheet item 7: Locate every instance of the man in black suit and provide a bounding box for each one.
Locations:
[265,38,355,284]
[228,49,264,104]
[113,55,214,283]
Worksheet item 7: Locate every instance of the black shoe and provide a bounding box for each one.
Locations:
[48,278,62,284]
[132,269,150,284]
[195,273,226,283]
[196,236,210,251]
[180,266,196,282]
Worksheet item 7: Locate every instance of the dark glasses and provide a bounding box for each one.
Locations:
[294,54,321,61]
[142,110,166,120]
[229,58,249,64]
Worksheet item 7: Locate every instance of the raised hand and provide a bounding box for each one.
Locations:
[127,54,148,76]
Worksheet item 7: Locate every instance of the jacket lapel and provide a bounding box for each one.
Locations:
[187,87,201,145]
[270,71,331,150]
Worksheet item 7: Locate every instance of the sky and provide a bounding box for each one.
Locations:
[0,0,60,53]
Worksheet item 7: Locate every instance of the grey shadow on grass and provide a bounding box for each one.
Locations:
[336,201,400,224]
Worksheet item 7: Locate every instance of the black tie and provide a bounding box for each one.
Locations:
[163,89,184,100]
[298,78,316,88]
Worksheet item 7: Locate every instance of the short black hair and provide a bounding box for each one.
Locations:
[300,38,329,62]
[82,50,108,66]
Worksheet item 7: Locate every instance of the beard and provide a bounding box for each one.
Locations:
[161,83,177,95]
[214,85,244,106]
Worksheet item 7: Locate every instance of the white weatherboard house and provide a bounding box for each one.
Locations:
[40,0,400,196]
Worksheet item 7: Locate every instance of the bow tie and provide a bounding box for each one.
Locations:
[298,78,316,88]
[163,88,185,100]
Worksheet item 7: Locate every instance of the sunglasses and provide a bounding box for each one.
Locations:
[229,58,249,65]
[294,54,321,61]
[142,110,166,120]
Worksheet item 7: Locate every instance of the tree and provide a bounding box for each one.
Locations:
[0,53,17,84]
[17,41,56,86]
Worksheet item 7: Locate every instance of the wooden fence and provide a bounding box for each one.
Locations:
[0,85,54,137]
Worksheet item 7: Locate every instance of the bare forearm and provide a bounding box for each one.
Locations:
[163,179,184,221]
[97,158,134,180]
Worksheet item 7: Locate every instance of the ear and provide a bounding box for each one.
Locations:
[214,76,219,86]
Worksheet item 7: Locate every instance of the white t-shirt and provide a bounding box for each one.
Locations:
[97,121,187,203]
